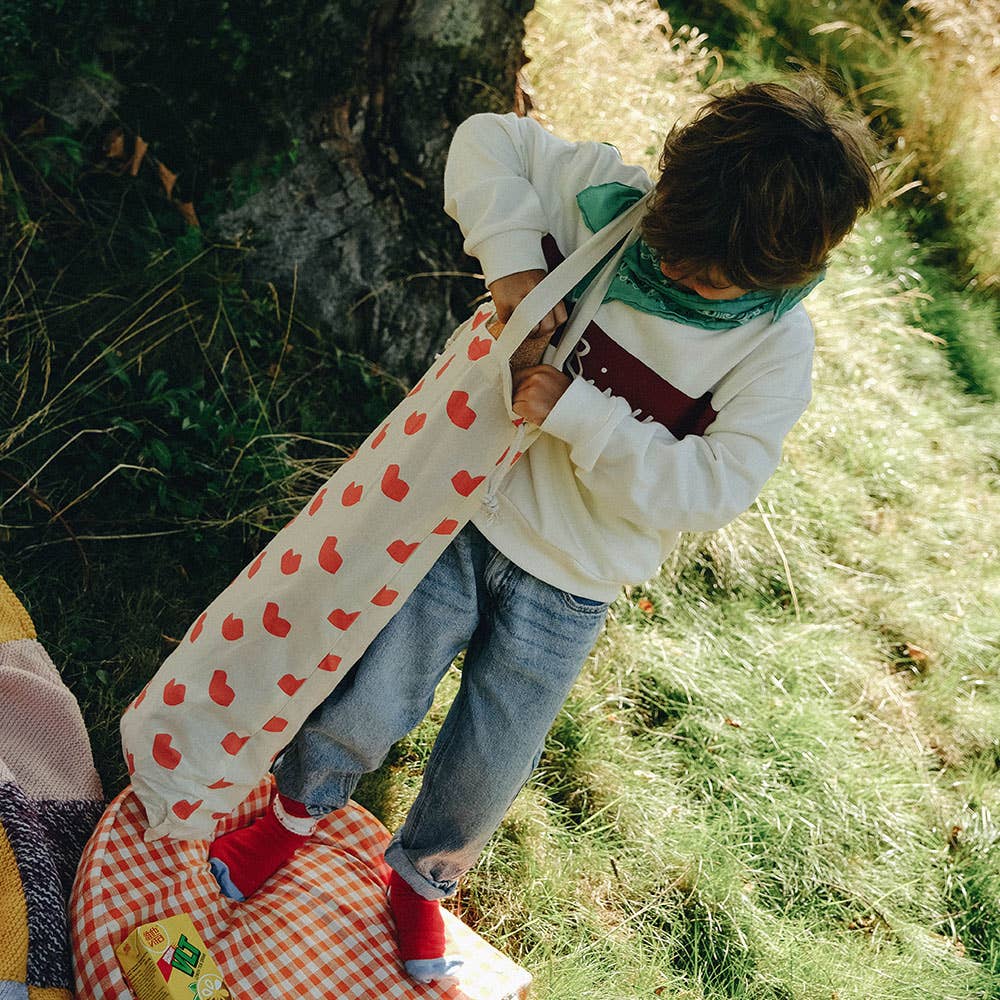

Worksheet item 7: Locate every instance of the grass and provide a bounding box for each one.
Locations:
[3,1,999,998]
[1,133,406,792]
[894,0,1000,288]
[399,2,998,997]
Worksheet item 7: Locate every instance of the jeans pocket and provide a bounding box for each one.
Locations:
[561,591,610,614]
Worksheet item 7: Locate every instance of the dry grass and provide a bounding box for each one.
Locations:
[896,0,1000,285]
[429,2,1000,996]
[523,0,721,171]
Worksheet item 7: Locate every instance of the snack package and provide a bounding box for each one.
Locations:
[116,915,235,1000]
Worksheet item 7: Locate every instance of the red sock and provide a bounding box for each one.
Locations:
[208,793,315,900]
[388,870,446,962]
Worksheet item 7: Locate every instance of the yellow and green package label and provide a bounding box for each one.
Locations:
[116,914,235,1000]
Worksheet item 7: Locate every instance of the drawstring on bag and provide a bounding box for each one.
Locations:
[481,417,530,522]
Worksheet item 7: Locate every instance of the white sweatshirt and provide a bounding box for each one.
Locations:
[444,113,814,602]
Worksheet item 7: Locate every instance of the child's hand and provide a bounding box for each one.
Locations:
[488,270,567,342]
[512,365,572,426]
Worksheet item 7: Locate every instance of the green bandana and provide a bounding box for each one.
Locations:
[573,182,823,330]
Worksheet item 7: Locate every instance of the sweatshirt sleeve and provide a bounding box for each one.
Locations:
[540,341,814,533]
[443,112,651,286]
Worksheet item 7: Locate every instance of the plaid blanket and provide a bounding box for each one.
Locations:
[0,575,104,999]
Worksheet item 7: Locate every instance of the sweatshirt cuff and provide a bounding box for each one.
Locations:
[540,377,632,472]
[471,230,549,287]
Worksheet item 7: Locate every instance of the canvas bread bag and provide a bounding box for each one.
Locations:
[121,191,649,840]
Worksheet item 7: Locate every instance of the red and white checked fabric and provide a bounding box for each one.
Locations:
[71,778,532,999]
[120,192,649,842]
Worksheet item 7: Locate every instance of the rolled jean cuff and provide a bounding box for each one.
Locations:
[272,765,357,818]
[384,835,456,901]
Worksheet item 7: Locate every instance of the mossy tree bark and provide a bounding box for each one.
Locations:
[204,0,536,376]
[14,0,533,376]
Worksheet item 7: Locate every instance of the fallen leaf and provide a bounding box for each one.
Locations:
[104,127,126,159]
[129,135,149,176]
[176,201,200,228]
[157,161,178,199]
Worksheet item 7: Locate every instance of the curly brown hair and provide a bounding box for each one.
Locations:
[641,77,880,291]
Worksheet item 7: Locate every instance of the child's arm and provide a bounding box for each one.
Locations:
[443,112,649,291]
[537,319,815,534]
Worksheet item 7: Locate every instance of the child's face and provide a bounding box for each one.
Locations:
[659,260,750,300]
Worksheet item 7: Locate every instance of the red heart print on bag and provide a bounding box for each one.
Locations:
[341,482,363,506]
[163,679,186,706]
[406,378,425,397]
[371,586,399,606]
[152,733,182,770]
[472,309,492,329]
[318,536,344,574]
[328,609,360,631]
[387,539,419,563]
[262,602,292,638]
[318,653,342,671]
[208,778,234,789]
[433,517,459,535]
[308,487,327,515]
[172,799,203,821]
[221,613,244,640]
[381,465,410,502]
[404,411,427,435]
[247,552,266,579]
[446,390,477,429]
[435,355,455,379]
[209,670,235,707]
[281,548,302,574]
[371,424,389,449]
[189,611,207,643]
[221,732,250,755]
[468,336,492,361]
[277,674,305,696]
[452,470,486,497]
[263,716,288,733]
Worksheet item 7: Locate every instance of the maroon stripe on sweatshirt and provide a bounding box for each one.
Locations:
[542,235,717,438]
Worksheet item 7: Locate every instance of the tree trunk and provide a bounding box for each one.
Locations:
[10,0,532,376]
[211,0,535,377]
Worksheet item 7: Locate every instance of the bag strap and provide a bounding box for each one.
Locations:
[493,191,651,364]
[548,217,643,371]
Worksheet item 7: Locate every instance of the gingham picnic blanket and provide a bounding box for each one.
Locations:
[70,777,531,999]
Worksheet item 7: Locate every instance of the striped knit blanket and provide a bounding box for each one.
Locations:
[0,575,104,1000]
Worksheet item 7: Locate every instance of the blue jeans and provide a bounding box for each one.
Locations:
[272,523,609,900]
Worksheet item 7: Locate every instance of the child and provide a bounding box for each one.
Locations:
[207,78,878,984]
